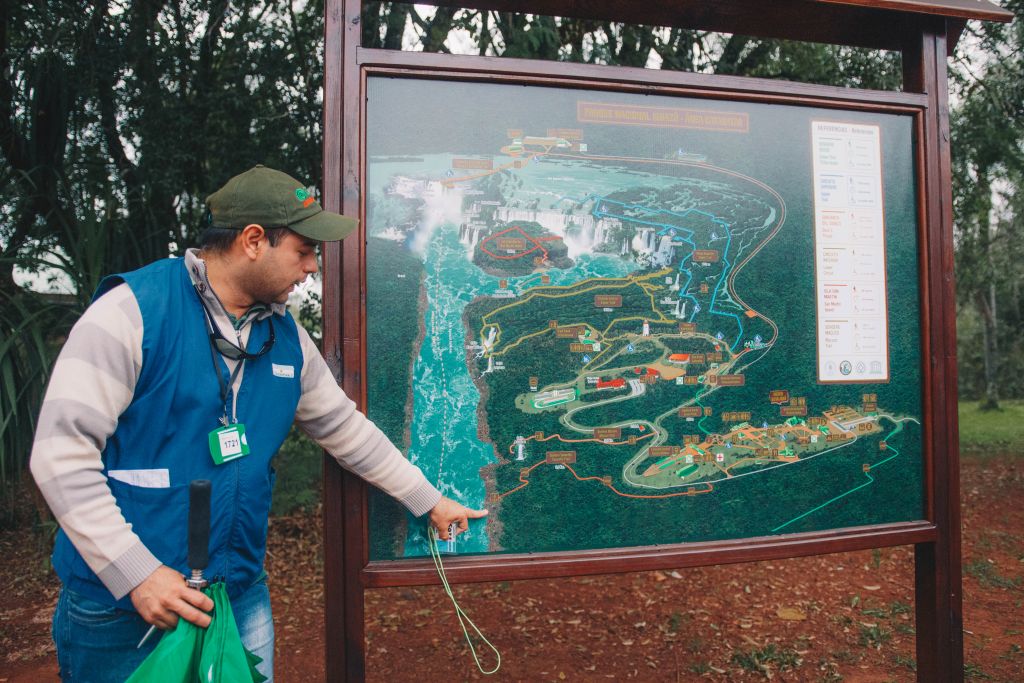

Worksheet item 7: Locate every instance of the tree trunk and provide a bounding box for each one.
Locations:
[976,286,1001,411]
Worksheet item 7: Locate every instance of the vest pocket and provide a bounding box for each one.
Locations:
[108,478,189,570]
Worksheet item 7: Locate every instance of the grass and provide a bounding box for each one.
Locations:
[892,653,917,671]
[730,644,802,673]
[999,643,1022,661]
[958,400,1024,456]
[857,623,893,649]
[964,662,993,679]
[963,559,1021,589]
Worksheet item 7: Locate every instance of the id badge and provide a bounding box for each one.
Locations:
[208,423,250,465]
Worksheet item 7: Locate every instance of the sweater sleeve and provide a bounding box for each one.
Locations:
[293,325,441,517]
[29,284,161,600]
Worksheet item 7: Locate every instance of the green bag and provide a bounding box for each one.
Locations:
[126,582,267,683]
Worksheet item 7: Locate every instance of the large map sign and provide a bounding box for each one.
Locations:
[363,76,923,562]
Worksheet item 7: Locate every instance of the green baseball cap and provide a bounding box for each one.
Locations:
[205,165,358,241]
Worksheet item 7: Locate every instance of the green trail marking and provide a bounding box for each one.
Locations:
[771,420,904,533]
[695,389,713,436]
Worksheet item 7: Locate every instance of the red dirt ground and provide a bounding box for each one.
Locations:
[2,454,1021,682]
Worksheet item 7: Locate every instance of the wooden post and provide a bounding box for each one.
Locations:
[903,18,965,682]
[323,0,367,680]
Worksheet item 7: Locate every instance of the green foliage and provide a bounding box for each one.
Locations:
[951,2,1024,406]
[0,291,79,522]
[270,426,322,516]
[0,0,327,501]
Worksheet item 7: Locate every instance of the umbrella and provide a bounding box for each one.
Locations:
[128,480,266,682]
[126,581,266,683]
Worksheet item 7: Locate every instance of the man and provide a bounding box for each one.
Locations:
[30,165,485,681]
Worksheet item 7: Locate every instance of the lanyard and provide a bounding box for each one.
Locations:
[205,332,245,426]
[197,290,246,426]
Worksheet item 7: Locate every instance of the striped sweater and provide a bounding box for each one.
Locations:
[30,250,440,600]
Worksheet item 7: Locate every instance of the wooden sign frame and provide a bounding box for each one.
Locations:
[321,2,1013,681]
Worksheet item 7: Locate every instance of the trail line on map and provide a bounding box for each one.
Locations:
[771,417,911,532]
[505,431,656,455]
[479,270,671,355]
[497,460,714,501]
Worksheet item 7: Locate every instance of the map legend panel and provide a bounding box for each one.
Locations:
[812,121,890,383]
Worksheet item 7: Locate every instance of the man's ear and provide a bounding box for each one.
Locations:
[239,224,266,260]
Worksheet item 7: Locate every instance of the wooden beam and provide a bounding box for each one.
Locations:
[903,18,965,683]
[321,0,346,676]
[822,0,1012,22]
[357,47,931,109]
[362,522,936,587]
[423,0,1012,51]
[428,0,913,51]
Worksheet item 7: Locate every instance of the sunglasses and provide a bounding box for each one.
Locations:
[201,301,276,361]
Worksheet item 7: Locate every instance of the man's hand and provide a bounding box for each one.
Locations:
[429,496,488,540]
[129,565,215,630]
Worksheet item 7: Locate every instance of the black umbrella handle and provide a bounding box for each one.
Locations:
[187,479,211,587]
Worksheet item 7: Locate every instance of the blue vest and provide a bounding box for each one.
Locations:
[52,258,304,609]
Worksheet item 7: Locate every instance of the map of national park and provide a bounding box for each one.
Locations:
[364,78,923,560]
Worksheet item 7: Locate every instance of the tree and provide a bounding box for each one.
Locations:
[0,0,327,509]
[951,0,1024,409]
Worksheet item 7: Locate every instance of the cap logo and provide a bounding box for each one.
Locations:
[295,188,315,208]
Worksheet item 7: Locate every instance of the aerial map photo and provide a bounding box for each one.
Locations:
[363,77,924,560]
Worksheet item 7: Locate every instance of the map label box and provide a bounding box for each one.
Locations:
[693,249,721,263]
[546,451,577,465]
[547,128,583,140]
[453,158,494,170]
[498,237,527,251]
[594,294,623,308]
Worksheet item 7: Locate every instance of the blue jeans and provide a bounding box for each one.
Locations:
[52,579,274,682]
